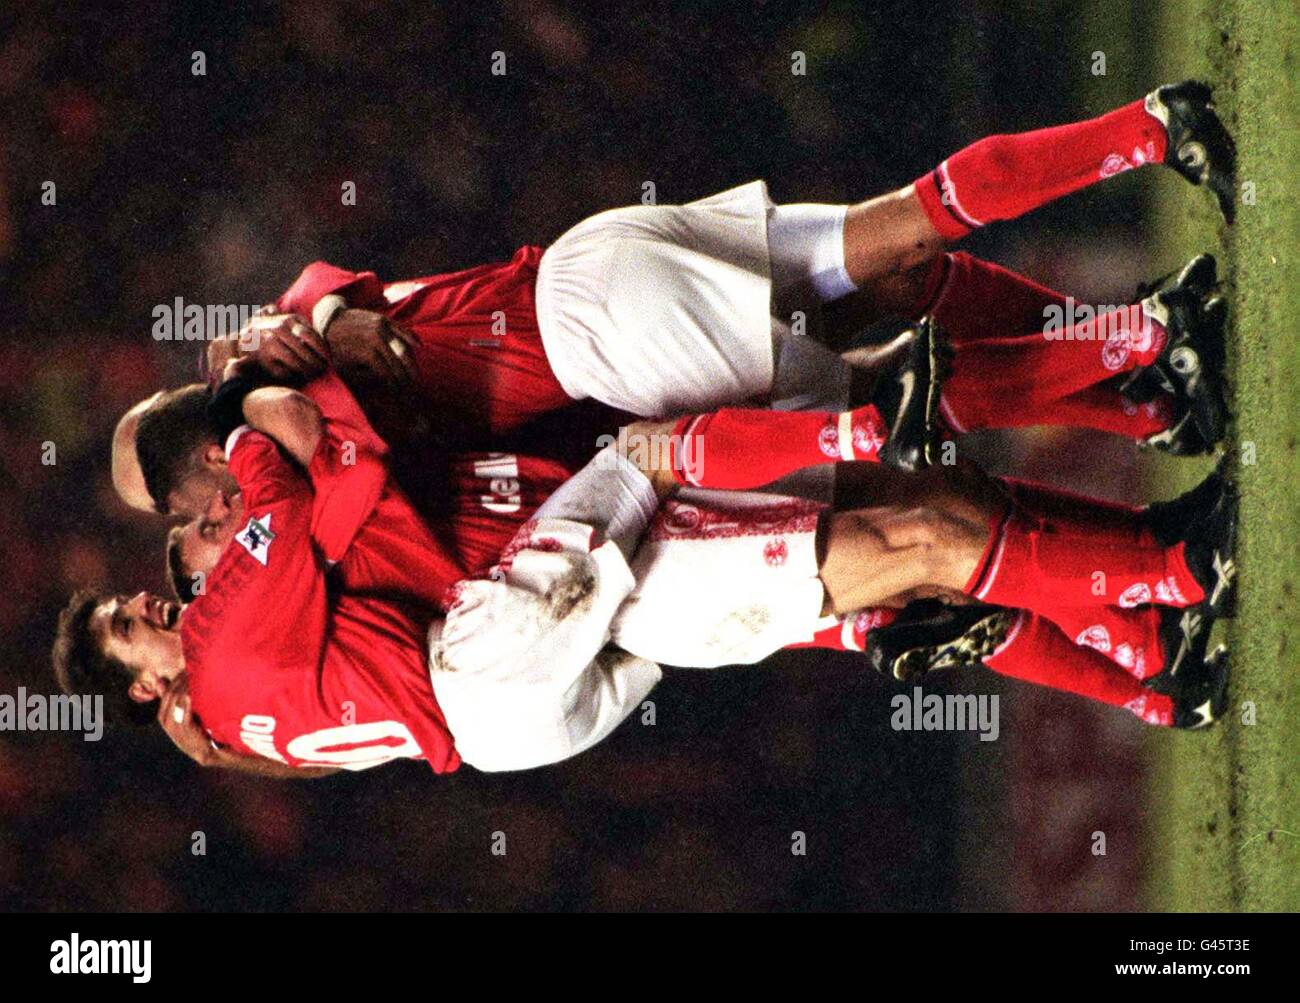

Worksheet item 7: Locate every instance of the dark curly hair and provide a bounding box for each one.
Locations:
[51,589,156,728]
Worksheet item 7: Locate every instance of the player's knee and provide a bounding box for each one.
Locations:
[894,506,972,582]
[873,260,934,314]
[904,505,949,551]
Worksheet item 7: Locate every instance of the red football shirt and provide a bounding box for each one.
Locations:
[277,251,574,437]
[301,370,577,610]
[183,430,461,773]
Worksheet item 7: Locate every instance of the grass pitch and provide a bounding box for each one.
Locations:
[1146,0,1300,912]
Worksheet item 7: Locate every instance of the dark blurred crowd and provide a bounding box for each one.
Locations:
[2,0,1157,910]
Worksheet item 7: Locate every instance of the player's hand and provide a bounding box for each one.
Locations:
[206,303,275,376]
[236,312,331,381]
[325,309,419,385]
[156,674,217,767]
[617,419,680,499]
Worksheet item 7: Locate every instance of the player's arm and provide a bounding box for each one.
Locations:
[257,370,392,564]
[207,307,329,383]
[241,386,324,469]
[275,261,418,383]
[205,262,375,379]
[208,359,327,470]
[209,263,417,383]
[158,671,339,780]
[213,363,389,564]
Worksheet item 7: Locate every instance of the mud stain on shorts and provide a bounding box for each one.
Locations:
[545,556,598,621]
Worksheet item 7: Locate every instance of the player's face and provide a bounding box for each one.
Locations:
[90,592,185,703]
[166,446,239,520]
[176,489,245,578]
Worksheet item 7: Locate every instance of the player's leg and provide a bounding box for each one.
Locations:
[808,82,1235,304]
[937,255,1229,449]
[819,247,1067,345]
[815,461,1236,616]
[661,397,1232,612]
[828,251,1226,450]
[657,321,943,483]
[1030,601,1220,694]
[620,410,1235,634]
[880,251,1223,449]
[904,81,1236,245]
[865,602,1230,729]
[984,611,1227,729]
[967,471,1237,613]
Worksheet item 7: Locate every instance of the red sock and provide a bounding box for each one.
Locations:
[966,491,1205,611]
[923,252,1069,340]
[944,304,1163,399]
[786,608,900,653]
[906,254,954,317]
[942,383,1174,439]
[922,253,1169,438]
[914,99,1168,240]
[671,405,885,489]
[984,611,1173,726]
[1036,603,1165,682]
[1040,387,1173,439]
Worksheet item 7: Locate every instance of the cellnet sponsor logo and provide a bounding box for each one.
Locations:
[0,689,103,741]
[890,686,999,742]
[50,934,151,983]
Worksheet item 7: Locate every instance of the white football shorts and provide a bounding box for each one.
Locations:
[535,181,850,420]
[613,488,836,668]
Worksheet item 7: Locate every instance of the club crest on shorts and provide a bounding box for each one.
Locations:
[236,513,275,566]
[763,537,788,567]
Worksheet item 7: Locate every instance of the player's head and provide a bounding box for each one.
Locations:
[52,589,185,726]
[135,383,235,518]
[164,490,245,602]
[111,391,163,513]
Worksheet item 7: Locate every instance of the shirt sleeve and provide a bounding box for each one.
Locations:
[300,372,391,565]
[276,261,387,319]
[226,425,311,510]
